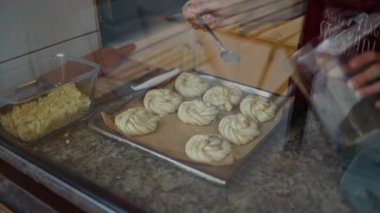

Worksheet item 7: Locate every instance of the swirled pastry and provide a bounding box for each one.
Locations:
[219,114,260,145]
[143,89,183,116]
[203,85,242,111]
[240,95,278,123]
[185,134,234,166]
[114,107,159,136]
[174,72,209,97]
[177,100,218,126]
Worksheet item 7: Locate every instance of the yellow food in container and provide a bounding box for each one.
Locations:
[0,83,91,142]
[0,53,99,142]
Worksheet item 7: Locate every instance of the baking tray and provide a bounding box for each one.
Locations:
[89,71,291,184]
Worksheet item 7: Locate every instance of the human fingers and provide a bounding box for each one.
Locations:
[347,51,380,72]
[197,8,238,29]
[348,63,380,89]
[191,22,202,29]
[183,1,220,29]
[355,81,380,98]
[209,14,241,28]
[182,1,198,20]
[195,0,232,15]
[201,14,224,27]
[186,15,220,30]
[202,0,247,28]
[375,100,380,109]
[185,0,240,19]
[183,0,244,29]
[187,12,224,29]
[183,0,219,19]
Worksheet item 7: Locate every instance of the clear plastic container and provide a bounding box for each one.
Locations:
[0,53,99,142]
[289,13,380,148]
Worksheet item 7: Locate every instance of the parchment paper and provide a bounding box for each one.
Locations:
[100,80,284,181]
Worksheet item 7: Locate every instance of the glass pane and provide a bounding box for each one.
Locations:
[3,0,379,212]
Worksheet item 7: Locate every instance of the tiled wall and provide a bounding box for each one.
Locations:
[0,0,100,79]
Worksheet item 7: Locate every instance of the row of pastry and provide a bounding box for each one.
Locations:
[113,72,278,166]
[114,72,209,136]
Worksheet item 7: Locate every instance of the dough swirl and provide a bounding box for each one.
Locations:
[218,113,260,145]
[175,72,209,97]
[240,95,277,123]
[177,100,218,126]
[143,89,183,116]
[203,85,242,111]
[185,134,234,165]
[114,107,159,136]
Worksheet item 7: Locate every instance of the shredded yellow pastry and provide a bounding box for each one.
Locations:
[0,83,91,141]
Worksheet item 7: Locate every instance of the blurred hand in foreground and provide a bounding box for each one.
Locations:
[347,51,380,109]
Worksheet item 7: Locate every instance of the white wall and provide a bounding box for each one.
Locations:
[0,33,99,90]
[0,0,100,90]
[0,0,99,62]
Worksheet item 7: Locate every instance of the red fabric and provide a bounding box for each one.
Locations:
[326,0,379,11]
[298,0,324,47]
[299,0,380,48]
[292,0,380,118]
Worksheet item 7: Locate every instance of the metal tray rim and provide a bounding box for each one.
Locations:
[89,71,291,185]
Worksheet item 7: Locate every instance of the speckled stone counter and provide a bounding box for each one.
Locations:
[0,100,354,212]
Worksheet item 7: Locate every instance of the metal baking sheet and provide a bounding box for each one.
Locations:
[89,71,291,184]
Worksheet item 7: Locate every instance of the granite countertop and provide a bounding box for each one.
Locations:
[0,97,354,212]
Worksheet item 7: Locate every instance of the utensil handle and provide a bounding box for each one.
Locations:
[197,17,226,50]
[131,68,180,91]
[270,83,295,107]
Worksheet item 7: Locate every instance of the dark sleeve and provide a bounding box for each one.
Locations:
[298,0,325,48]
[290,0,325,126]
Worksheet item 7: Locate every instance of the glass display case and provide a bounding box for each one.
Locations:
[1,0,379,212]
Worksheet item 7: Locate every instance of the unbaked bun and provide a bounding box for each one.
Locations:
[177,100,218,126]
[143,89,183,116]
[240,95,277,123]
[185,134,234,166]
[203,85,242,111]
[218,114,260,145]
[114,106,159,136]
[174,72,209,98]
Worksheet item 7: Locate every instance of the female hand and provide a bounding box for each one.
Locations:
[347,51,380,109]
[182,0,244,29]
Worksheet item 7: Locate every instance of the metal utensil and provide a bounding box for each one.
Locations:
[197,17,240,64]
[95,67,181,104]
